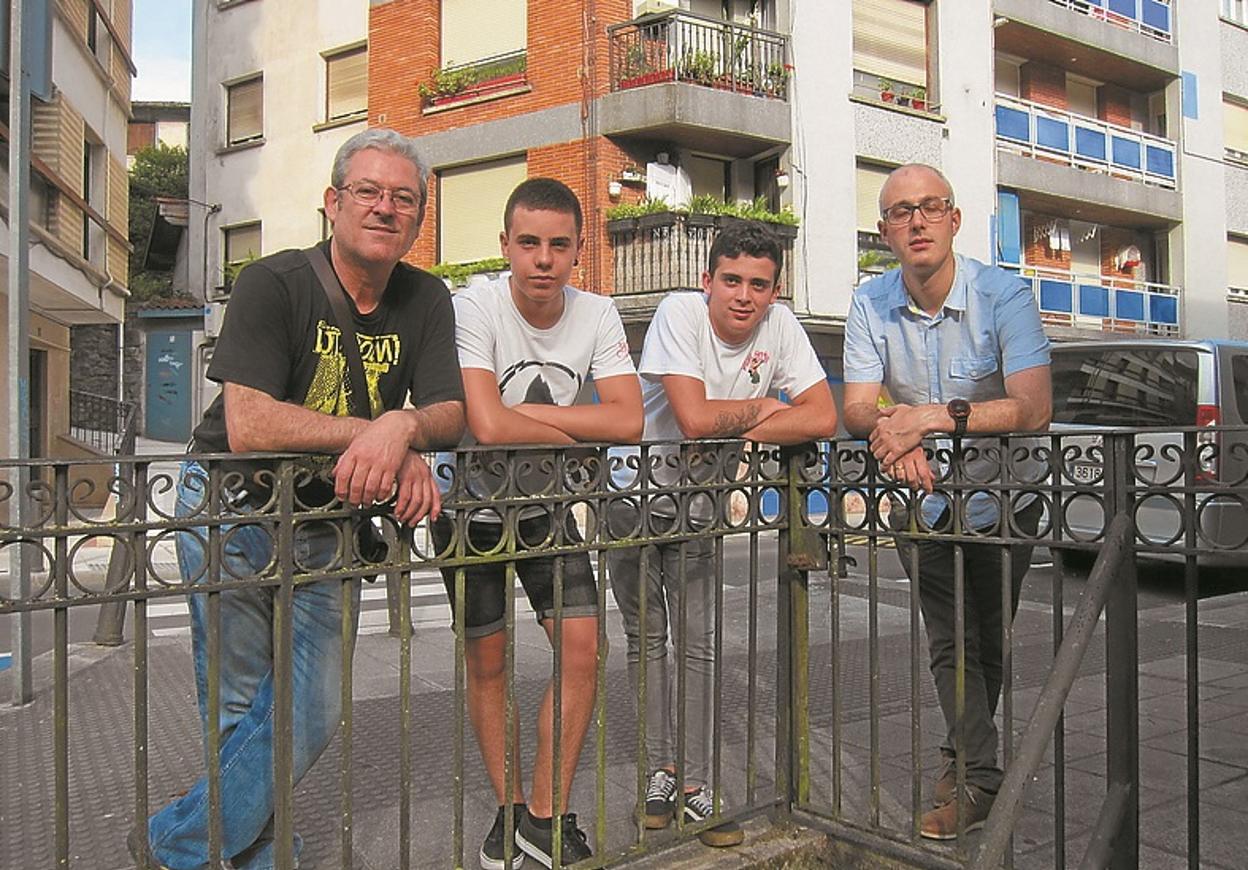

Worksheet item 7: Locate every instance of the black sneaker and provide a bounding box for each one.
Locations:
[643,769,678,829]
[516,810,592,868]
[481,804,527,870]
[681,786,744,847]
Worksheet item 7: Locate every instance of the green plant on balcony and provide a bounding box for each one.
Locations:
[605,197,673,221]
[678,49,718,85]
[764,61,790,93]
[429,256,509,287]
[622,43,651,79]
[907,85,927,111]
[877,77,896,103]
[417,53,528,104]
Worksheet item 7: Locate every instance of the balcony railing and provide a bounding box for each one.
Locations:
[607,211,795,299]
[1001,261,1180,335]
[2,431,1244,867]
[1230,285,1248,304]
[417,49,528,109]
[608,10,790,101]
[68,390,137,455]
[995,93,1177,189]
[1046,0,1173,43]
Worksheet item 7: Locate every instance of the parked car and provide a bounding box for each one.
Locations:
[1049,339,1248,566]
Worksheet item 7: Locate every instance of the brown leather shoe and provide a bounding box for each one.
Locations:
[920,785,994,840]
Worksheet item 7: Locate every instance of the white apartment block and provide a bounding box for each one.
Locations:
[1,0,133,460]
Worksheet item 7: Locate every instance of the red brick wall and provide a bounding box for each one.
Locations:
[374,1,638,294]
[1020,62,1067,110]
[1097,85,1134,128]
[1023,214,1071,270]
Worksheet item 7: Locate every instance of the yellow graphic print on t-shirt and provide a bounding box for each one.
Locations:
[304,319,401,418]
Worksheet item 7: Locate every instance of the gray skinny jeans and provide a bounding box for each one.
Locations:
[606,500,716,786]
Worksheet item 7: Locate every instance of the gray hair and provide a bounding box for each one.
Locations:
[878,163,956,212]
[331,128,429,214]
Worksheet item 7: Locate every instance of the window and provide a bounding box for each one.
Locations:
[1233,356,1248,423]
[1224,0,1248,26]
[686,155,729,201]
[1225,98,1248,162]
[325,44,367,122]
[223,222,262,281]
[1050,348,1200,427]
[1230,236,1248,292]
[441,0,526,66]
[855,163,891,233]
[853,0,930,93]
[226,75,263,145]
[438,156,527,264]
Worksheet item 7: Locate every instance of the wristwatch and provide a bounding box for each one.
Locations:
[946,398,971,437]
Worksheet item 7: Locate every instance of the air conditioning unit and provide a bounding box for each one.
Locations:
[636,0,678,17]
[203,301,228,339]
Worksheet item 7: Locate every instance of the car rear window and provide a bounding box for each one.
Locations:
[1050,347,1200,426]
[1232,355,1248,423]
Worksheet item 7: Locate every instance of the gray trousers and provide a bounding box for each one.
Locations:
[892,499,1043,793]
[606,500,716,786]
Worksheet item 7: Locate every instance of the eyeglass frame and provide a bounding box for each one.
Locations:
[879,196,955,227]
[335,181,423,215]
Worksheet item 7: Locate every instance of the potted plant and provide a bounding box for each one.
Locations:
[877,77,896,103]
[909,85,927,112]
[685,194,722,229]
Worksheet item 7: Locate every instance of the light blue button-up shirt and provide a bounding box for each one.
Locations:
[843,255,1051,529]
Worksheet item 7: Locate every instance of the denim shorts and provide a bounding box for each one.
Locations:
[431,513,599,637]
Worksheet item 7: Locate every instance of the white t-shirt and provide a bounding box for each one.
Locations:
[445,277,636,513]
[613,292,827,514]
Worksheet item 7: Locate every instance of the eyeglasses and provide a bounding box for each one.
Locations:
[337,181,422,215]
[881,196,953,226]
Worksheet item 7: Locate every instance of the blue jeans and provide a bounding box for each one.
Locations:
[146,462,361,869]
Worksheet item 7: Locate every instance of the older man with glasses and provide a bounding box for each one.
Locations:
[841,163,1052,840]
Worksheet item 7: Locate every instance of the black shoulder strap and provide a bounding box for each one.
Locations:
[304,246,374,420]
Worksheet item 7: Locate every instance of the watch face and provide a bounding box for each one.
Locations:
[948,398,971,419]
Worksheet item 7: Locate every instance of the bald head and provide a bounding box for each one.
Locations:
[878,163,955,215]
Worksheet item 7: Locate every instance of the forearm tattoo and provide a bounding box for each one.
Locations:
[709,403,761,437]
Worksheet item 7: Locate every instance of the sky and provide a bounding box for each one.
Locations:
[131,1,192,102]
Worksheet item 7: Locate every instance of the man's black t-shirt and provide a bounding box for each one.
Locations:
[194,240,464,468]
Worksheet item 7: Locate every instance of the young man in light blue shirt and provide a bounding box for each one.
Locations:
[842,163,1052,840]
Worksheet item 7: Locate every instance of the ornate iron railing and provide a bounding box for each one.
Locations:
[2,429,1245,867]
[68,389,137,455]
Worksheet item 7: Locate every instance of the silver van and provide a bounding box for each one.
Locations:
[1049,339,1248,566]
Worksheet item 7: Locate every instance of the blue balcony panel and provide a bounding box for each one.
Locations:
[996,105,1030,143]
[1040,280,1074,313]
[1111,136,1142,169]
[1116,290,1145,321]
[1036,116,1070,152]
[1142,0,1170,34]
[1107,0,1136,17]
[1150,293,1178,325]
[1079,284,1111,317]
[1074,126,1107,162]
[1146,144,1174,178]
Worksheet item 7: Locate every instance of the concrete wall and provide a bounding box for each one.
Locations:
[191,0,369,298]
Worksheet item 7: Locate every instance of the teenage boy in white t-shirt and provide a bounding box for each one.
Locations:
[433,177,642,869]
[607,221,837,846]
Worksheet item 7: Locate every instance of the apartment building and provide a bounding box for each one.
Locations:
[127,100,190,165]
[1,0,134,460]
[364,0,1246,371]
[188,0,369,410]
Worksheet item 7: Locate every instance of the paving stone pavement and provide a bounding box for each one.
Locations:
[3,533,1247,867]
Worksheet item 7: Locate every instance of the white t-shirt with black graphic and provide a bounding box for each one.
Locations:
[445,276,636,515]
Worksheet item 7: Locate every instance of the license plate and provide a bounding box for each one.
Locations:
[1070,462,1100,483]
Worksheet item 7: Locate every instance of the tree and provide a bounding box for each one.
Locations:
[128,143,189,302]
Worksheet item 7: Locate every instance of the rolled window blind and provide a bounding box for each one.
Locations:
[853,0,927,88]
[227,77,263,144]
[439,157,528,264]
[327,46,367,120]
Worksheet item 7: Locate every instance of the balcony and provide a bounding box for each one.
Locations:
[607,211,794,318]
[599,10,791,157]
[417,49,529,112]
[995,94,1176,188]
[994,0,1177,89]
[1003,261,1180,336]
[1045,0,1172,43]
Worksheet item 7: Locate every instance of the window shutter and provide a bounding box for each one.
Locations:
[1224,99,1248,156]
[853,0,928,88]
[441,0,526,65]
[856,163,891,233]
[1229,236,1248,290]
[227,77,263,144]
[327,46,368,120]
[439,157,528,265]
[225,223,262,266]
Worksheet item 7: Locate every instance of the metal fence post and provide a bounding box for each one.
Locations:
[1104,432,1140,869]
